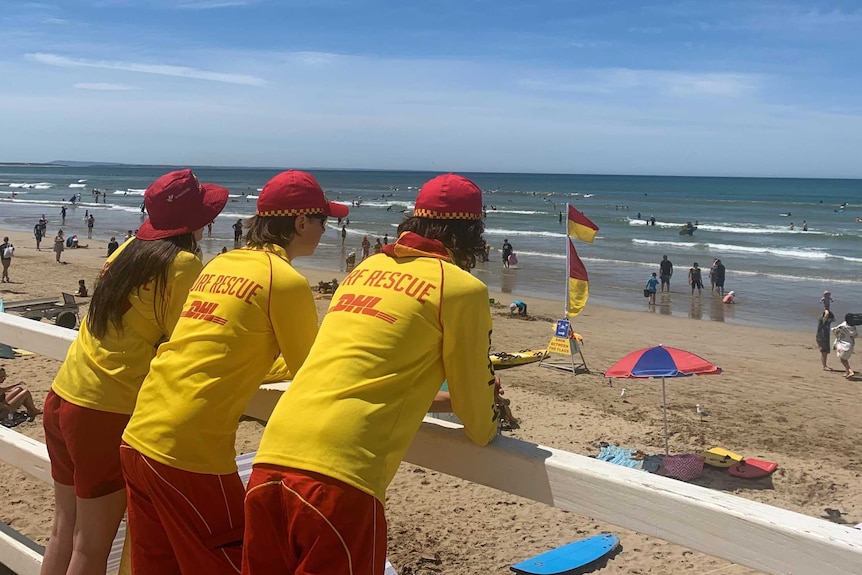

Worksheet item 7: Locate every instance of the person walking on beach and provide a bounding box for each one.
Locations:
[53,231,65,263]
[341,224,347,245]
[817,310,835,371]
[502,238,513,268]
[40,169,229,575]
[688,262,703,295]
[87,214,95,239]
[241,173,502,575]
[60,206,66,225]
[645,272,659,305]
[106,236,119,258]
[712,259,726,296]
[832,314,858,379]
[659,255,673,292]
[361,234,371,260]
[120,170,347,575]
[0,237,13,283]
[34,223,43,251]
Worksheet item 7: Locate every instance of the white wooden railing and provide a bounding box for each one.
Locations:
[1,312,861,575]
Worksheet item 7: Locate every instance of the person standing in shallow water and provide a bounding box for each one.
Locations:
[688,262,703,295]
[645,272,659,305]
[659,255,673,292]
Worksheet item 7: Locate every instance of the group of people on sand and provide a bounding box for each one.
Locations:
[38,168,506,575]
[816,291,858,379]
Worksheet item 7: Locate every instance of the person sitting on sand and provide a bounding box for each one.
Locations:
[832,314,858,379]
[722,290,735,304]
[74,279,88,297]
[0,366,41,421]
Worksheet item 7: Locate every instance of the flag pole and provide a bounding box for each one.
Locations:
[565,203,570,318]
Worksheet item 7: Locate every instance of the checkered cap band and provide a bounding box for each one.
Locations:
[413,208,482,220]
[256,207,325,217]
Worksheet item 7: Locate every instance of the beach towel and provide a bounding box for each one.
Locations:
[596,444,664,473]
[596,445,643,470]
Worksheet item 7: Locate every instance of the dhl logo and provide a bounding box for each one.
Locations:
[330,294,397,324]
[180,300,228,325]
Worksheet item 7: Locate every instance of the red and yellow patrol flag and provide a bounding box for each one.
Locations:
[567,204,599,243]
[567,239,589,318]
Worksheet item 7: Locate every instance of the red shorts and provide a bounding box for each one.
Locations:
[120,444,244,575]
[242,464,387,575]
[42,389,130,498]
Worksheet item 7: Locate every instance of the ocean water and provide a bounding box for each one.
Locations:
[1,165,860,332]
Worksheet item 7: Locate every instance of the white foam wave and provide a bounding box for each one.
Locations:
[489,209,548,216]
[356,200,414,210]
[9,182,52,189]
[127,188,146,193]
[630,238,860,263]
[77,179,87,183]
[485,227,566,239]
[68,183,86,188]
[514,249,566,260]
[112,190,145,196]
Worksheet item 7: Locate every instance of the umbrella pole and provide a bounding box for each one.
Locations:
[661,376,669,455]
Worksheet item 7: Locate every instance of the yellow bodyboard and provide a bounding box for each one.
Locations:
[701,447,743,468]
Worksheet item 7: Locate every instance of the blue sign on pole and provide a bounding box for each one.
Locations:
[555,319,571,339]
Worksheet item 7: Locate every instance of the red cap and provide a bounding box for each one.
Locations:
[413,173,483,220]
[257,170,349,219]
[137,169,229,241]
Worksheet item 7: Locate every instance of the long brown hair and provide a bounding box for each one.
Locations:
[397,217,486,270]
[87,235,197,338]
[244,215,298,250]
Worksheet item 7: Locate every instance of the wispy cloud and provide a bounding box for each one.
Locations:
[26,53,267,86]
[518,69,760,99]
[74,82,137,91]
[176,0,254,9]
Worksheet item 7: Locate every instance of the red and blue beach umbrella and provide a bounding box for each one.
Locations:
[605,345,721,454]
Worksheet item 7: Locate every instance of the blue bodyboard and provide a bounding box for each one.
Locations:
[511,534,619,575]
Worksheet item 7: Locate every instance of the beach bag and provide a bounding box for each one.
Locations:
[643,288,651,298]
[2,245,12,259]
[662,454,704,481]
[508,253,518,266]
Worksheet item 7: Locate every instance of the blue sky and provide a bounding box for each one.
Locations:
[2,1,861,177]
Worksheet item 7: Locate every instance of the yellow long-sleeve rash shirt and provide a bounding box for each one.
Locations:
[254,232,499,503]
[52,240,202,414]
[122,245,318,475]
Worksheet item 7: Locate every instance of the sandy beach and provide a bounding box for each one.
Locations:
[1,228,861,575]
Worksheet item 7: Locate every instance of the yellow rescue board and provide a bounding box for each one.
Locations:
[490,349,549,369]
[701,447,744,468]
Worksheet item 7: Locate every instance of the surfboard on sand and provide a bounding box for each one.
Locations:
[728,458,778,479]
[701,447,743,468]
[491,349,549,370]
[511,534,620,575]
